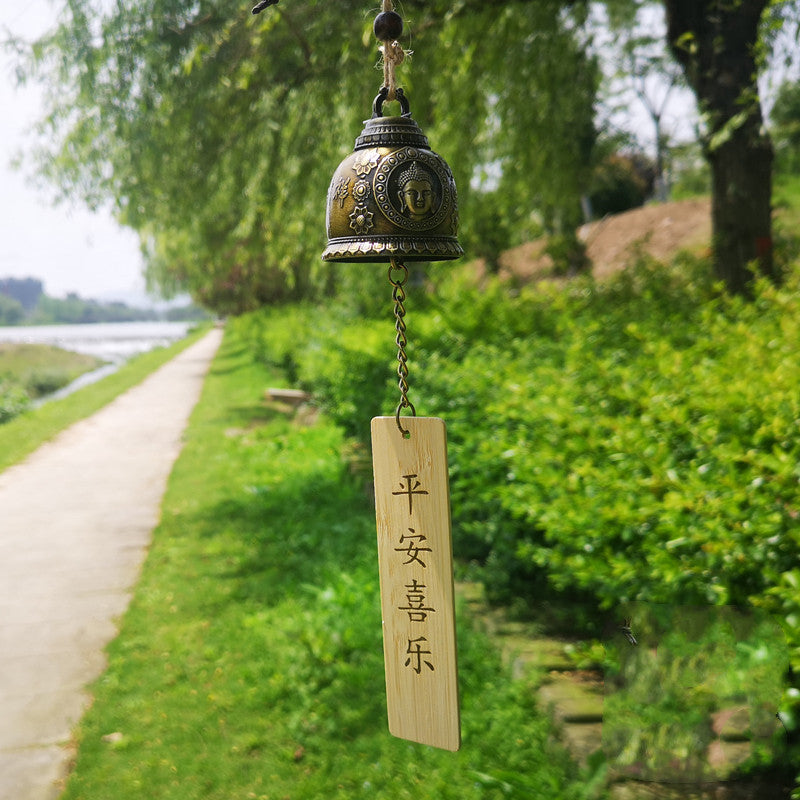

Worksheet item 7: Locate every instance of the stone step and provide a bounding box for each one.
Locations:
[608,776,770,800]
[508,637,577,676]
[610,783,716,799]
[560,721,603,766]
[265,387,311,407]
[537,673,604,724]
[706,739,752,778]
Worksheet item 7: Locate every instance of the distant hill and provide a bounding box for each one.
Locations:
[0,277,43,312]
[0,277,209,325]
[28,293,160,325]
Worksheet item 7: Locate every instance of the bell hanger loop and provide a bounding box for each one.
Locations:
[372,86,411,119]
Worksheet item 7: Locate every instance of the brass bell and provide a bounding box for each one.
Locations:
[322,88,463,262]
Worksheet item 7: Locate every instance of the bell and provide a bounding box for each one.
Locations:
[322,88,463,262]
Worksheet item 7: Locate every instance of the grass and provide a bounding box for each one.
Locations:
[0,325,210,473]
[0,343,103,396]
[59,321,604,800]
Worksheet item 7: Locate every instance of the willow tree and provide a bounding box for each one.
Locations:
[17,0,598,313]
[23,0,375,312]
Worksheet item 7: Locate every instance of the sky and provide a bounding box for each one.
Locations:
[0,1,150,304]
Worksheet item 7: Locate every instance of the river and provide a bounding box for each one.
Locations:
[0,320,196,401]
[0,320,194,362]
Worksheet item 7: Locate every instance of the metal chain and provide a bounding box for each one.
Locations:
[388,258,416,436]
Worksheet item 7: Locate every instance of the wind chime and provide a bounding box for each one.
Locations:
[322,2,463,752]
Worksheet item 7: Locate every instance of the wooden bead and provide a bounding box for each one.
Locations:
[374,11,403,41]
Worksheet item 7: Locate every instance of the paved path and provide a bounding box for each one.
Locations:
[0,327,223,800]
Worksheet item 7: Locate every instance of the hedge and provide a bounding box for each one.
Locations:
[235,254,800,771]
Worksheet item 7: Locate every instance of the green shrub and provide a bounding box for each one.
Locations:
[25,368,73,398]
[294,320,395,437]
[544,233,590,276]
[239,256,800,612]
[234,303,315,383]
[239,255,800,780]
[238,307,395,438]
[588,152,654,216]
[0,381,30,424]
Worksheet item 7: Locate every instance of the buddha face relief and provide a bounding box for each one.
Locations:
[400,178,434,218]
[397,164,437,220]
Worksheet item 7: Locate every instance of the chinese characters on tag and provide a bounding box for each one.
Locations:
[393,474,437,675]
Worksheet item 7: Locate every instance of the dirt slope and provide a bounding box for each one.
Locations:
[494,197,712,283]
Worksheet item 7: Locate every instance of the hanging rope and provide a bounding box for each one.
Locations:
[375,0,406,102]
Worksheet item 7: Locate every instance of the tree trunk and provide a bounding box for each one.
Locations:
[709,116,774,294]
[664,0,775,294]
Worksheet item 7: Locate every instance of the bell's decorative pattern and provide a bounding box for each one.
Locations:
[323,92,463,263]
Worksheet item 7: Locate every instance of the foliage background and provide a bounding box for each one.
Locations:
[236,253,800,785]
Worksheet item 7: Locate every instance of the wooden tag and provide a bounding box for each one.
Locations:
[371,416,460,751]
